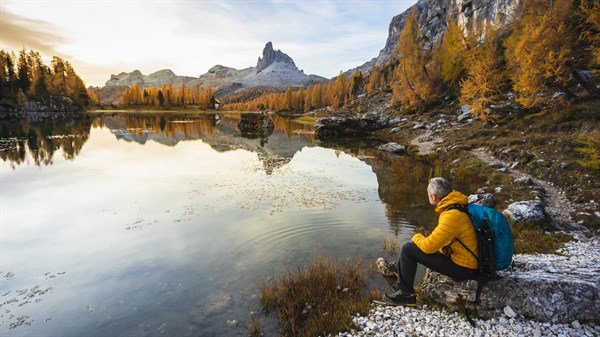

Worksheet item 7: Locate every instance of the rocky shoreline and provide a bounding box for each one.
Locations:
[0,97,85,122]
[331,236,600,337]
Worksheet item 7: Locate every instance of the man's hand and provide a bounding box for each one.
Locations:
[414,225,431,237]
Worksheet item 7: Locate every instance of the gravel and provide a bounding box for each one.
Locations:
[330,236,600,337]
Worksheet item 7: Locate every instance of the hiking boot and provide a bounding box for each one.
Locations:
[376,257,399,277]
[382,290,416,307]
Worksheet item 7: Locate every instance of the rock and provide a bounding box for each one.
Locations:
[419,262,599,323]
[378,142,406,155]
[503,200,545,223]
[514,176,534,185]
[237,114,274,138]
[390,127,402,134]
[468,193,495,208]
[388,117,405,125]
[457,106,472,122]
[256,41,297,73]
[413,122,427,129]
[314,116,387,139]
[504,306,517,318]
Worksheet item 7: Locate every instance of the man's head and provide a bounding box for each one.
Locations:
[427,177,452,205]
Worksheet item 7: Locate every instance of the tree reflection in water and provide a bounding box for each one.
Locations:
[0,117,92,168]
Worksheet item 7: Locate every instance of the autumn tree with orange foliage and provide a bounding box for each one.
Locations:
[460,25,509,120]
[438,19,468,92]
[121,83,215,109]
[579,0,600,74]
[505,0,583,109]
[391,7,442,110]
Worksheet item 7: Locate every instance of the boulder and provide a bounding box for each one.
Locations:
[419,241,600,323]
[503,200,546,223]
[378,142,406,155]
[314,116,387,139]
[237,114,274,138]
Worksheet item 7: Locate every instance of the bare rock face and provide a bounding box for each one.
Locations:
[256,41,298,73]
[354,0,521,74]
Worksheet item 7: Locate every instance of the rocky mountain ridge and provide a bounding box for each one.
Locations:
[103,42,327,98]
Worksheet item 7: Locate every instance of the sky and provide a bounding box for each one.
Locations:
[0,0,416,87]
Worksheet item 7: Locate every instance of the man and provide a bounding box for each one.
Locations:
[382,177,478,306]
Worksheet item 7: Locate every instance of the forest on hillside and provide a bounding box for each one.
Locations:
[0,49,89,110]
[224,0,600,119]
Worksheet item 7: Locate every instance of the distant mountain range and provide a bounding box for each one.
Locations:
[103,42,327,98]
[100,0,520,102]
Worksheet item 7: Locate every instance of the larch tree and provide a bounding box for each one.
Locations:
[438,19,467,92]
[505,0,578,109]
[460,25,509,120]
[579,0,600,74]
[391,7,441,110]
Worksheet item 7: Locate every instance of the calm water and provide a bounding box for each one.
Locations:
[1,113,442,337]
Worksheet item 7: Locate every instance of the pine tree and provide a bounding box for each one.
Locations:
[17,49,31,94]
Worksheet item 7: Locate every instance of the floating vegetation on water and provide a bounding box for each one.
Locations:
[208,164,372,216]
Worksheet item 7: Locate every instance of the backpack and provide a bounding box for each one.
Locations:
[448,202,514,325]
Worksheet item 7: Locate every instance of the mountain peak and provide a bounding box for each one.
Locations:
[256,42,297,73]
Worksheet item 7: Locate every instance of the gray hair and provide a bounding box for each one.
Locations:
[428,177,452,199]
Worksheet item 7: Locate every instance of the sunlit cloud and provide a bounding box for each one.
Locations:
[0,9,69,57]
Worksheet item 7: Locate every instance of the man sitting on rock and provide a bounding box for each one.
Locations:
[382,177,478,306]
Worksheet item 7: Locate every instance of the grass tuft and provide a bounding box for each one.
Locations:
[258,255,380,337]
[246,311,262,337]
[382,235,400,254]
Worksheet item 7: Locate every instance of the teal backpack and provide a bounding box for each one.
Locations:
[449,202,514,326]
[449,204,514,286]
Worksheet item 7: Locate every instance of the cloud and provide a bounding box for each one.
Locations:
[0,9,69,56]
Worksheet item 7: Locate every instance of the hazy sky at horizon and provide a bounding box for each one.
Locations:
[0,0,416,87]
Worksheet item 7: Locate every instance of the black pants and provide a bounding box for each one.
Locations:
[396,242,478,294]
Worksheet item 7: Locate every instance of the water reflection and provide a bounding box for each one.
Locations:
[0,112,452,336]
[0,118,92,168]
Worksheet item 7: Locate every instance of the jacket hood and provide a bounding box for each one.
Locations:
[435,190,468,213]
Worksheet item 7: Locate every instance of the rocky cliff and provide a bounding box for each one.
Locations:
[352,0,521,74]
[102,42,327,99]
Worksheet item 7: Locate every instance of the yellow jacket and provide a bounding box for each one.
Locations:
[412,190,478,269]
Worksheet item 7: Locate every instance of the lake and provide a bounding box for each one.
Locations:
[1,112,442,336]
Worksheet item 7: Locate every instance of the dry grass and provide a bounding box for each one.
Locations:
[382,235,400,254]
[246,311,262,337]
[258,255,380,337]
